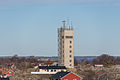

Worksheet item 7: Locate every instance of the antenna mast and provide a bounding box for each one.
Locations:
[71,21,73,30]
[62,20,66,29]
[67,18,70,29]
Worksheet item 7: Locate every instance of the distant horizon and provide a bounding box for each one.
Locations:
[0,55,119,57]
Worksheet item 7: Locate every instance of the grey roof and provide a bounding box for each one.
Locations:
[50,71,70,79]
[38,66,66,69]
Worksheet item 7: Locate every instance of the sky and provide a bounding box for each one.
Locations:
[0,0,120,56]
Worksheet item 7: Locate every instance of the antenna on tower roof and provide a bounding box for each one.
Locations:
[71,21,73,30]
[67,18,70,29]
[62,20,66,29]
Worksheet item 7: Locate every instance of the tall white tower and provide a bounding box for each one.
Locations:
[58,21,74,68]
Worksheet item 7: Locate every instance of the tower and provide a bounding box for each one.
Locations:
[58,21,74,68]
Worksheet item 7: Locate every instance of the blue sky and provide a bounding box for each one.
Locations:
[0,0,120,56]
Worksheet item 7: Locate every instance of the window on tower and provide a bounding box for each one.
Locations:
[66,36,73,38]
[70,50,72,53]
[62,36,64,38]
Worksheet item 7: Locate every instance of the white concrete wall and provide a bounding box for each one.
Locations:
[58,27,74,68]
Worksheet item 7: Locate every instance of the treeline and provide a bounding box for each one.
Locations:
[0,55,41,69]
[80,54,120,67]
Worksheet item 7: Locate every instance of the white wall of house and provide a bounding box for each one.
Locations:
[31,69,66,74]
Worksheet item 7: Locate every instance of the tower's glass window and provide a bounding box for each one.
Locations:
[62,36,64,38]
[70,60,72,62]
[66,36,73,38]
[69,45,72,48]
[70,41,72,43]
[70,50,72,53]
[70,55,72,57]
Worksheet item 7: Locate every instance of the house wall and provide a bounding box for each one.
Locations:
[39,69,66,74]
